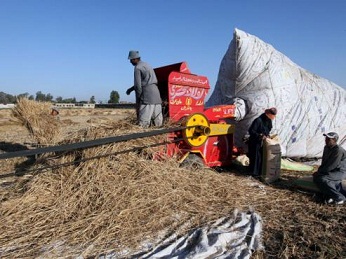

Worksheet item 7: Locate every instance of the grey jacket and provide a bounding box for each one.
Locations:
[318,144,346,174]
[133,61,162,104]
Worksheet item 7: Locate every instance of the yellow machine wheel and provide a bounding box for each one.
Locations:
[183,113,210,147]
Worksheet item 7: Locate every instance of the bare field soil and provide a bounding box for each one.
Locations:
[0,108,133,178]
[0,108,132,144]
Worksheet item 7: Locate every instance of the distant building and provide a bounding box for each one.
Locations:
[54,103,95,109]
[0,103,15,109]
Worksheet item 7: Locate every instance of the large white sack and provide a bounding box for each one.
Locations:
[206,28,346,158]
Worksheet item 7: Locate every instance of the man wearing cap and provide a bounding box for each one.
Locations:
[247,107,277,177]
[313,132,346,205]
[126,50,163,127]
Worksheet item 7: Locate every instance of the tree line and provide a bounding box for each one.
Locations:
[0,90,120,104]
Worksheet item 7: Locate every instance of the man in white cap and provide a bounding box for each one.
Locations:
[313,132,346,205]
[126,50,163,127]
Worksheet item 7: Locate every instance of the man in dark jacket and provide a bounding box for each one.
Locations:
[247,107,277,177]
[313,132,346,205]
[127,50,163,127]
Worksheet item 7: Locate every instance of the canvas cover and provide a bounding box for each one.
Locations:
[206,28,346,158]
[124,210,263,259]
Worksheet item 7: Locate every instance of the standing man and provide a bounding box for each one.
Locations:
[127,50,163,127]
[313,132,346,205]
[247,107,277,177]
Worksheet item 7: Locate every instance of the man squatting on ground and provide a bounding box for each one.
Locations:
[313,132,346,205]
[126,50,163,127]
[247,107,277,177]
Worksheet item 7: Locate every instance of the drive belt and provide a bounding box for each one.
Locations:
[0,126,188,160]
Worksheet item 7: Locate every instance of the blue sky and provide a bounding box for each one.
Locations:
[0,0,345,103]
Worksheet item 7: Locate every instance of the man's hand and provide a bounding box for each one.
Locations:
[126,86,134,95]
[259,133,269,140]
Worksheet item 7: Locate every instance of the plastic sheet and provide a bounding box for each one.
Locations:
[207,28,346,158]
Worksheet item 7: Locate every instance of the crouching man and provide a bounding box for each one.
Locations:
[313,132,346,205]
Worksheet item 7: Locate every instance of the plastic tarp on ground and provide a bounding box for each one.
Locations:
[103,210,263,259]
[206,28,346,158]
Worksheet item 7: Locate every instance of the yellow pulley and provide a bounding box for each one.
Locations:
[183,113,211,147]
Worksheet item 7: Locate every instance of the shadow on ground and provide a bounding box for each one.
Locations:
[0,141,36,177]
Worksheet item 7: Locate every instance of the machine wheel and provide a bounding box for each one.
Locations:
[180,153,205,171]
[183,113,210,147]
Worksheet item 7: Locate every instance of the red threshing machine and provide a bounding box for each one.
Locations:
[0,61,241,170]
[154,62,240,168]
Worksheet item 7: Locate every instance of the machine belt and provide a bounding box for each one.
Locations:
[0,126,188,160]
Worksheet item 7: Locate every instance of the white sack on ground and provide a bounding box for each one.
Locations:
[206,28,346,158]
[126,210,263,259]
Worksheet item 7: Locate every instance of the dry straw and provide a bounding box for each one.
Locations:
[0,100,345,258]
[11,98,63,145]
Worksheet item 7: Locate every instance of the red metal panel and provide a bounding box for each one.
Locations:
[162,133,235,167]
[203,105,236,121]
[168,71,209,87]
[154,62,192,119]
[154,62,191,79]
[202,135,234,167]
[168,71,210,122]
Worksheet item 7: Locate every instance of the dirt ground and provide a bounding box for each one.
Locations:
[0,108,132,181]
[0,108,130,142]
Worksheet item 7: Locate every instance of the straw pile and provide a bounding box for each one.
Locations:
[0,100,345,258]
[0,122,251,257]
[11,98,62,145]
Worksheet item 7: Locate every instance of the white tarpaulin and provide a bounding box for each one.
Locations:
[128,210,263,259]
[206,28,346,158]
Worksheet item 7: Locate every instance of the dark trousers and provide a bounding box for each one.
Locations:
[313,171,346,201]
[248,139,263,176]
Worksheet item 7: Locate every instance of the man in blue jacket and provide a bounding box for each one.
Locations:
[313,132,346,205]
[126,50,163,127]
